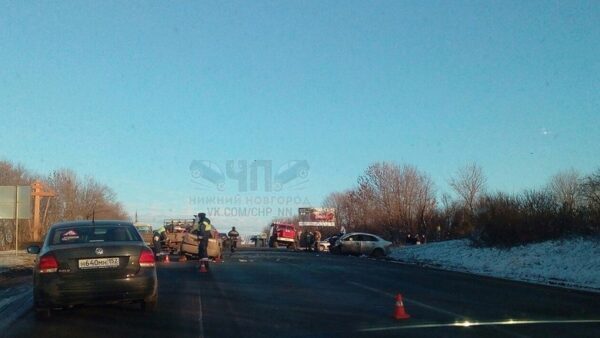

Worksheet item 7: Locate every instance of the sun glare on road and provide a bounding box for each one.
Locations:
[361,319,600,332]
[455,320,473,327]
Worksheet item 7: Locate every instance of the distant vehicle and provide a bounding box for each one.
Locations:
[163,219,194,253]
[250,232,268,247]
[134,222,154,247]
[328,235,341,248]
[268,223,296,248]
[27,220,158,317]
[273,160,310,191]
[330,232,392,257]
[318,237,332,252]
[189,160,226,190]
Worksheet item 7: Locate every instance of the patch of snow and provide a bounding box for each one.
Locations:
[0,250,36,275]
[389,237,600,292]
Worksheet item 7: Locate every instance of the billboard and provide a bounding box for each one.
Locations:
[298,207,335,227]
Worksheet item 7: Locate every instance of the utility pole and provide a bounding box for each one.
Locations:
[15,187,19,254]
[31,180,55,242]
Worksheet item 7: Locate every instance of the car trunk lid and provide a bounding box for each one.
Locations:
[50,243,144,279]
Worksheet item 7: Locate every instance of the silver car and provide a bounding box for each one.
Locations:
[318,237,332,252]
[331,232,392,257]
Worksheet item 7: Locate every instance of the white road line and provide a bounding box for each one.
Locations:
[198,293,205,338]
[347,281,529,338]
[347,281,464,319]
[360,319,600,332]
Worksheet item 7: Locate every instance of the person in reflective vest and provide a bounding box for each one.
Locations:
[196,213,213,268]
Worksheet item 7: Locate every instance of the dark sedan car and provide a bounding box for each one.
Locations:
[27,220,158,317]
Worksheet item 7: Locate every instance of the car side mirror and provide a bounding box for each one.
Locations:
[27,245,40,254]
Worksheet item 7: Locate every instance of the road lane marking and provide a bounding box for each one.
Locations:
[198,293,205,338]
[359,319,600,332]
[347,281,464,319]
[347,281,529,338]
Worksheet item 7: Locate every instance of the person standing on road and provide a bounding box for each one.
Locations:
[313,230,322,252]
[228,226,239,253]
[294,229,303,251]
[153,225,167,257]
[195,213,212,270]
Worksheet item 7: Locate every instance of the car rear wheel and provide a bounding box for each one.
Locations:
[371,248,384,258]
[142,295,158,312]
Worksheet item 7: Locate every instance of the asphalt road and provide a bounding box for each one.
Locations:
[2,248,600,338]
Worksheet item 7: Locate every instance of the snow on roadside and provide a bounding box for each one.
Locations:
[0,251,35,275]
[389,237,600,292]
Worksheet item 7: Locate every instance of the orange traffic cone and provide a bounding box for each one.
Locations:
[393,294,410,320]
[164,254,170,263]
[199,262,208,273]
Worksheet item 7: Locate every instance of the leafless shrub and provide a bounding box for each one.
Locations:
[547,168,582,211]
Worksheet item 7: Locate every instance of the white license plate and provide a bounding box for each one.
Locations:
[78,257,120,269]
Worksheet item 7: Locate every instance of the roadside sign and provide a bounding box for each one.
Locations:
[0,186,32,219]
[298,207,335,227]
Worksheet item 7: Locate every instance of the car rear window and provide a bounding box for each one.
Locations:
[49,225,142,245]
[359,235,377,242]
[135,225,153,234]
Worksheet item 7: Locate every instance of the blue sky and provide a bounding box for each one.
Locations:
[1,1,599,233]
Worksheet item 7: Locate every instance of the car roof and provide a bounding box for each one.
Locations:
[343,232,383,239]
[50,220,135,229]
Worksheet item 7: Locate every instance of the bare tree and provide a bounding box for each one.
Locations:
[0,161,128,246]
[0,160,36,185]
[581,169,600,210]
[448,163,487,214]
[355,162,436,242]
[46,169,79,222]
[322,191,354,231]
[547,169,581,210]
[45,169,128,231]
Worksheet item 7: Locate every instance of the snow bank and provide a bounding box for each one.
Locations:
[389,237,600,292]
[0,251,35,275]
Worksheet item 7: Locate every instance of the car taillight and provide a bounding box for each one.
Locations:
[38,253,58,274]
[139,248,155,267]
